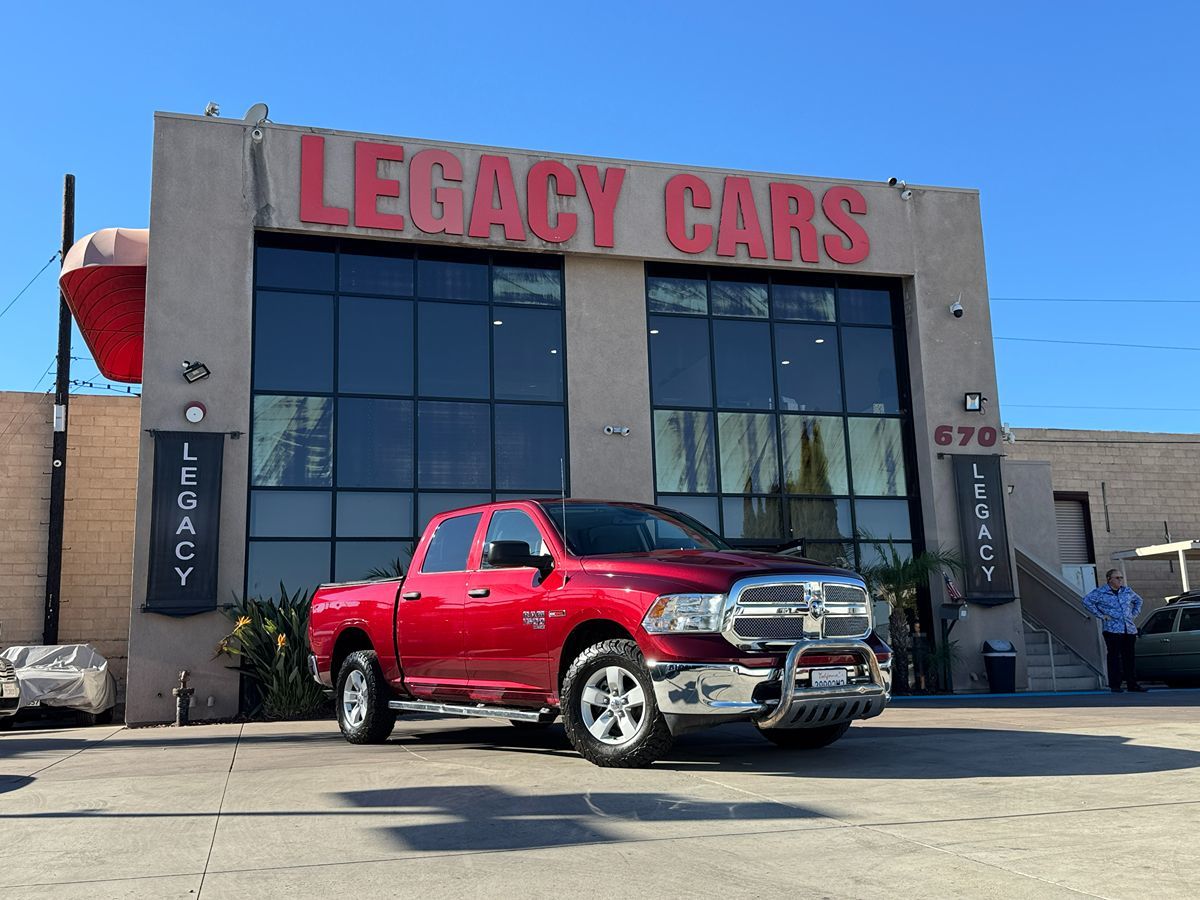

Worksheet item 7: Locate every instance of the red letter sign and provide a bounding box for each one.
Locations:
[665,174,713,254]
[299,135,349,226]
[821,186,870,264]
[527,160,578,243]
[469,155,527,240]
[354,142,406,231]
[578,165,625,248]
[409,149,464,235]
[769,183,819,263]
[716,177,768,259]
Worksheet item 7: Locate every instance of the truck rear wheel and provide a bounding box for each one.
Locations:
[756,721,850,750]
[561,639,673,768]
[336,650,396,744]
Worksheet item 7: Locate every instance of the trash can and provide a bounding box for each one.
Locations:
[981,639,1017,693]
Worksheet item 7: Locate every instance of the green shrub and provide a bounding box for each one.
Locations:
[215,584,327,719]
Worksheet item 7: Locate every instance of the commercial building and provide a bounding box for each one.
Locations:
[52,111,1026,723]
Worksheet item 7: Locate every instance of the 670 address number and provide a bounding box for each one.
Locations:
[934,424,997,447]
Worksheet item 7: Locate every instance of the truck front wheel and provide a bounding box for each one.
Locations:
[336,650,396,744]
[561,639,674,768]
[756,721,850,750]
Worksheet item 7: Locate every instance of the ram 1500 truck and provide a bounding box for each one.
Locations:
[308,499,891,768]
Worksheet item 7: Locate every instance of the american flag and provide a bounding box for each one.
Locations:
[944,574,964,601]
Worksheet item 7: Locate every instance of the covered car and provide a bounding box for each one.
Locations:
[0,645,117,727]
[0,657,18,721]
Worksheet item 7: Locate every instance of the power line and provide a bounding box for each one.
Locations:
[0,252,60,323]
[1005,404,1200,412]
[68,379,140,396]
[992,296,1200,305]
[995,336,1200,352]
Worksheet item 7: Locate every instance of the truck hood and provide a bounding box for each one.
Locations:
[577,550,857,594]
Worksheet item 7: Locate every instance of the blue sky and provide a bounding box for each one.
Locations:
[1,1,1196,431]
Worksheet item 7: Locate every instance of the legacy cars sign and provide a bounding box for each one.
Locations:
[952,455,1015,605]
[146,432,224,615]
[299,135,870,264]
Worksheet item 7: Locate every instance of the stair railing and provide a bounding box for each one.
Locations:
[1023,619,1056,692]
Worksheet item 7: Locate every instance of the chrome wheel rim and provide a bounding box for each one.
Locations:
[580,664,646,746]
[342,669,368,729]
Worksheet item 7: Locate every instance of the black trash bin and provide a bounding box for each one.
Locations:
[981,640,1017,693]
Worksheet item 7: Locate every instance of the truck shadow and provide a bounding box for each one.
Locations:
[333,783,830,854]
[392,718,1200,780]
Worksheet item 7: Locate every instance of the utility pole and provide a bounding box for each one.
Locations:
[43,174,74,645]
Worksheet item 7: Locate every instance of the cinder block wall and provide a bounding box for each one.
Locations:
[0,392,55,645]
[1008,428,1200,617]
[59,395,141,695]
[0,391,140,698]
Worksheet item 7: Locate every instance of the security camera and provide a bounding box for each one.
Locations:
[950,300,964,318]
[251,127,264,143]
[900,189,913,201]
[887,177,898,187]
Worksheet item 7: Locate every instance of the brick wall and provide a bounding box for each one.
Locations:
[1007,428,1200,615]
[0,391,140,697]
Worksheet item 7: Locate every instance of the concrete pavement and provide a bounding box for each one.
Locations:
[1,692,1198,899]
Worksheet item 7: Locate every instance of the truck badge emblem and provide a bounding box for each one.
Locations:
[809,598,826,619]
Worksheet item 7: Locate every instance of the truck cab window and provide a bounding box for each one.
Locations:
[482,510,547,564]
[421,513,482,573]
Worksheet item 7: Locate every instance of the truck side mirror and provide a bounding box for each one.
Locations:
[485,541,554,577]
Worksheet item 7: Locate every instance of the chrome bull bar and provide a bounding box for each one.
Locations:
[754,639,889,730]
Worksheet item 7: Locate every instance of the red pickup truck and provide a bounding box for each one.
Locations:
[308,499,891,768]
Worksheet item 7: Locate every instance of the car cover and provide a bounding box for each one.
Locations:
[0,644,116,714]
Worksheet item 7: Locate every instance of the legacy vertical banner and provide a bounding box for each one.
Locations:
[952,455,1015,604]
[146,432,224,614]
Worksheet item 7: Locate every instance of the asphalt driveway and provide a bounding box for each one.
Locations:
[2,692,1198,899]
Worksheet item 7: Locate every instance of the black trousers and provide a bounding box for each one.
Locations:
[1103,631,1139,689]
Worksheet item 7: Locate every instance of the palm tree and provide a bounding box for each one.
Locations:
[859,540,962,694]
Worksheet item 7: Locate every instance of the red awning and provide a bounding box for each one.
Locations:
[59,228,148,384]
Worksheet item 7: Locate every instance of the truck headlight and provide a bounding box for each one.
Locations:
[642,593,726,634]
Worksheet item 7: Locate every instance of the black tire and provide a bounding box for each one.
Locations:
[560,638,673,768]
[757,721,850,750]
[0,716,15,731]
[336,650,396,744]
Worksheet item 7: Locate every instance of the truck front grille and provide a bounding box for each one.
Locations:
[822,616,871,637]
[824,583,868,605]
[739,584,810,604]
[732,617,810,640]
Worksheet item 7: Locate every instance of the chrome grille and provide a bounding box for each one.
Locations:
[739,583,810,604]
[823,616,870,637]
[824,583,868,604]
[732,617,811,639]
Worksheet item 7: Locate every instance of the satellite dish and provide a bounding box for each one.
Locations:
[243,103,269,125]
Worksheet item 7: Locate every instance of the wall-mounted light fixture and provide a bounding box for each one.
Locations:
[182,360,211,384]
[964,392,987,413]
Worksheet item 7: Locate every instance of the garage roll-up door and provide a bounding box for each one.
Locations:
[1055,499,1092,564]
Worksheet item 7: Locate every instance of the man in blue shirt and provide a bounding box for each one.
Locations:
[1083,569,1147,693]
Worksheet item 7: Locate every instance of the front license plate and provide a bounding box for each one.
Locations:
[811,668,848,688]
[1,683,17,699]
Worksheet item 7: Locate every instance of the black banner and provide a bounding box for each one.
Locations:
[146,431,224,615]
[952,455,1015,605]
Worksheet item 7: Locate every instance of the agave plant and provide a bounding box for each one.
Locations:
[215,583,327,719]
[859,540,962,694]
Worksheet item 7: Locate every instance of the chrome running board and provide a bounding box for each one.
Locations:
[387,699,556,723]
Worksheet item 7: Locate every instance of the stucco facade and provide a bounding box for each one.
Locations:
[123,112,1019,723]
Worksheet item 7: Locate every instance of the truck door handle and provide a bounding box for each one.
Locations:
[401,591,422,601]
[468,588,490,598]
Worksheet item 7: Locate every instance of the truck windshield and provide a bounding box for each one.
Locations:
[539,502,730,556]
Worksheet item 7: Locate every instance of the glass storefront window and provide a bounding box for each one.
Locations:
[657,495,720,533]
[780,415,847,494]
[252,395,333,487]
[253,292,334,393]
[849,418,907,497]
[339,298,413,395]
[251,240,567,592]
[336,398,414,488]
[647,264,914,554]
[654,410,716,493]
[649,317,711,407]
[718,412,779,493]
[713,320,773,409]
